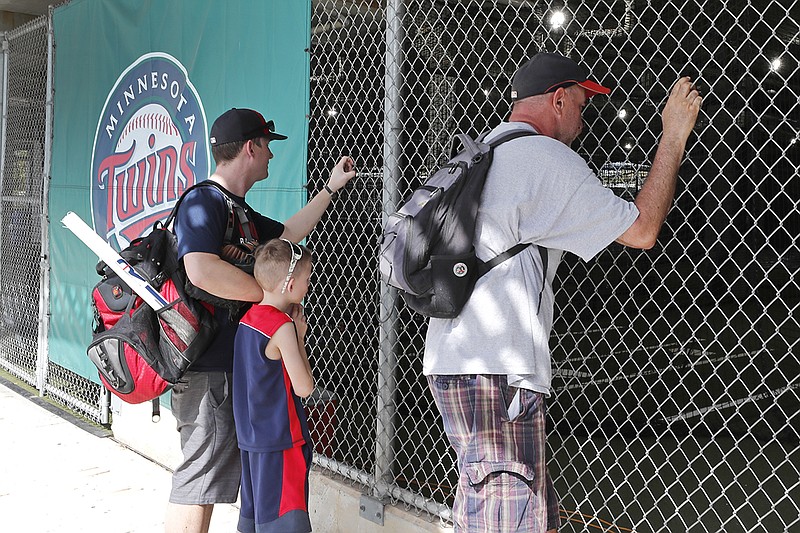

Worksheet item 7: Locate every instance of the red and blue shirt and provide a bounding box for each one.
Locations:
[233,304,311,452]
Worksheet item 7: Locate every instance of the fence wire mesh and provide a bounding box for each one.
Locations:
[0,1,796,530]
[306,0,799,531]
[0,14,105,424]
[0,17,48,386]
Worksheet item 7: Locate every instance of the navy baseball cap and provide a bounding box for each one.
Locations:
[511,52,610,101]
[209,108,287,146]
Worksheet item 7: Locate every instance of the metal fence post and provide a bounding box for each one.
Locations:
[375,0,404,500]
[35,9,54,395]
[0,35,7,316]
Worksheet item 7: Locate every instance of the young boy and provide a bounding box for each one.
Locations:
[233,238,315,533]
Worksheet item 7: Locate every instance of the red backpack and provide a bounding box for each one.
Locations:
[88,181,251,409]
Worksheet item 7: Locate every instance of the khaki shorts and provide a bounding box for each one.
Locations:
[169,371,241,505]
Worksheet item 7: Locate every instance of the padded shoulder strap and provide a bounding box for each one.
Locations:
[474,128,540,276]
[449,133,483,160]
[486,129,538,148]
[164,180,254,243]
[163,180,218,228]
[450,129,537,160]
[229,201,255,242]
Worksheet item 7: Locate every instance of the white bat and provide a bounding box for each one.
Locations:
[61,211,169,311]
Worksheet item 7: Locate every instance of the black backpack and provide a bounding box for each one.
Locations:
[88,181,252,412]
[379,130,543,318]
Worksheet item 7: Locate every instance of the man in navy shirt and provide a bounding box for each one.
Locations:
[165,108,355,533]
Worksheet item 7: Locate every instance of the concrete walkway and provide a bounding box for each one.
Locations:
[0,378,239,533]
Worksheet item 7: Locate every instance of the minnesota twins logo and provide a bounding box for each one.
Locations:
[91,52,209,249]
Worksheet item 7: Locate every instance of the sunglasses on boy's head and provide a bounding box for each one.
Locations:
[280,239,303,294]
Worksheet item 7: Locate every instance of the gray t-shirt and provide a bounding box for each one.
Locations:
[422,122,640,394]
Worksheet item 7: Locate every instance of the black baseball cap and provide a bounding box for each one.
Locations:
[209,108,288,146]
[511,52,610,101]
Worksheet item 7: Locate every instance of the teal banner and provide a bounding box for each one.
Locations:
[50,0,311,379]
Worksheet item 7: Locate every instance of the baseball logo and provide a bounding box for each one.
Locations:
[453,262,468,278]
[91,52,209,249]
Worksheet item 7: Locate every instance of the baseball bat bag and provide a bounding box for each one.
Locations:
[88,200,217,406]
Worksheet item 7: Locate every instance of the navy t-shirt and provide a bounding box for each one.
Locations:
[174,182,284,372]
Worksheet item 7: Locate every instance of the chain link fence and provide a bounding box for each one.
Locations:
[306,0,799,531]
[0,1,796,530]
[0,12,106,424]
[0,17,47,385]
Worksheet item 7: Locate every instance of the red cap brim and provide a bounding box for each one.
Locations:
[578,79,611,97]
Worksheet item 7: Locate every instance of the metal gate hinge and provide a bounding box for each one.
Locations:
[359,494,385,526]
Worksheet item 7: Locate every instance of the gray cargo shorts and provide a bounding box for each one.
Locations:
[169,370,241,505]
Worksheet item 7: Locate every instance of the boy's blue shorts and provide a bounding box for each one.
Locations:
[238,444,313,533]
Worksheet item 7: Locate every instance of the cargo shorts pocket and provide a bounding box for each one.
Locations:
[207,372,231,410]
[462,460,545,531]
[465,460,536,487]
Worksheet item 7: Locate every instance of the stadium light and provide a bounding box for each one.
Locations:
[550,10,566,29]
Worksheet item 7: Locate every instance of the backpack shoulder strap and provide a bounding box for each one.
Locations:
[449,129,537,160]
[477,244,549,309]
[474,128,541,275]
[199,181,255,243]
[163,180,216,229]
[486,129,538,149]
[449,133,483,160]
[536,246,548,310]
[227,200,256,243]
[163,180,255,243]
[477,243,531,277]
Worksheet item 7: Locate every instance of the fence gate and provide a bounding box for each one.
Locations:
[0,12,105,424]
[306,1,799,531]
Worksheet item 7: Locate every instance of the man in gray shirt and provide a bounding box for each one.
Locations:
[424,52,702,532]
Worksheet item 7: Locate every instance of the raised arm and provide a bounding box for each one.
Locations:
[280,156,356,242]
[289,304,313,380]
[617,77,702,249]
[270,319,314,398]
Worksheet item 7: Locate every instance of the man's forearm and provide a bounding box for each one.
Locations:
[616,137,685,250]
[281,156,356,242]
[183,252,263,302]
[635,135,686,234]
[617,77,701,249]
[280,189,333,242]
